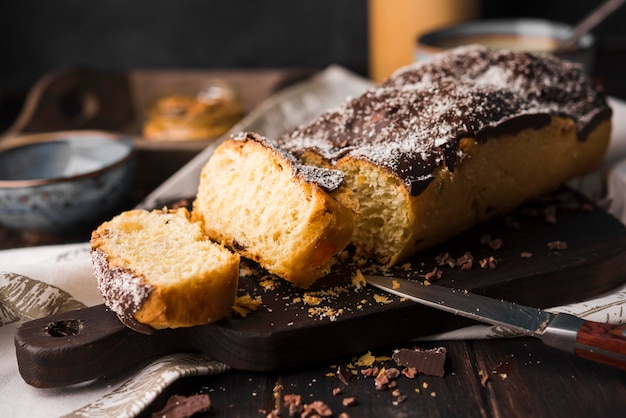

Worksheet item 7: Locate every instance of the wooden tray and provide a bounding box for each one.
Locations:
[15,189,626,387]
[0,66,316,193]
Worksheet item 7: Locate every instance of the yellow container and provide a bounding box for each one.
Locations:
[368,0,478,82]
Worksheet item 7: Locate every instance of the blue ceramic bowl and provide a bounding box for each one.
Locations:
[0,131,136,235]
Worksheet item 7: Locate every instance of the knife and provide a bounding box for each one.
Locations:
[365,275,626,371]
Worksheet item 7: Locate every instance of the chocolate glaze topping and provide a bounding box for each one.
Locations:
[232,131,345,193]
[277,45,612,196]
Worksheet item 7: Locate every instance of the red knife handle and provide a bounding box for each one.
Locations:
[575,321,626,371]
[14,304,192,388]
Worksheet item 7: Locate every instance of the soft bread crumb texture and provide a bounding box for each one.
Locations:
[192,137,356,288]
[91,208,240,329]
[333,117,611,265]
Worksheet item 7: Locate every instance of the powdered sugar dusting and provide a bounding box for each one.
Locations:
[232,132,345,192]
[91,248,153,318]
[277,45,611,196]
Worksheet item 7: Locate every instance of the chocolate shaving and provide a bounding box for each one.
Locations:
[488,238,503,250]
[342,397,358,407]
[492,355,517,379]
[479,256,498,269]
[361,367,379,377]
[337,364,352,385]
[283,394,303,416]
[392,347,447,377]
[374,372,389,390]
[456,252,473,271]
[151,394,211,418]
[302,400,333,417]
[424,267,443,281]
[435,252,456,268]
[547,241,568,251]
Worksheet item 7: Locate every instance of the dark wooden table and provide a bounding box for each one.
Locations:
[2,49,626,417]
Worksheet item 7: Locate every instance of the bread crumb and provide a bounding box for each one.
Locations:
[374,294,393,304]
[232,294,263,318]
[356,351,376,367]
[303,294,323,306]
[351,269,366,289]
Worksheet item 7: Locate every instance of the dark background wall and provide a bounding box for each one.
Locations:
[0,0,369,88]
[0,0,624,130]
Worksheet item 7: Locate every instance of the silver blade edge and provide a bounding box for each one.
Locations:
[365,275,556,336]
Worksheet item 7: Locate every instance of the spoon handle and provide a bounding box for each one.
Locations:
[556,0,626,53]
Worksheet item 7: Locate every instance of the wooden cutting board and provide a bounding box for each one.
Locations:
[15,189,626,388]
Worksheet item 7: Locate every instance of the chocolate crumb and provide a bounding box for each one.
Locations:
[302,400,333,417]
[385,368,401,379]
[392,347,447,377]
[283,394,303,416]
[332,387,342,396]
[520,251,533,258]
[547,241,567,251]
[342,397,358,407]
[435,252,456,268]
[488,238,503,250]
[266,409,280,418]
[361,367,379,377]
[151,394,211,418]
[479,370,489,387]
[492,355,517,379]
[479,256,498,269]
[374,371,390,390]
[401,367,417,379]
[457,252,473,270]
[424,267,443,281]
[337,364,352,385]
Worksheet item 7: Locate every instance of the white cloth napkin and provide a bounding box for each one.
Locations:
[1,68,626,417]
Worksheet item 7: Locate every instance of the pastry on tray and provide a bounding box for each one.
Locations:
[143,86,242,141]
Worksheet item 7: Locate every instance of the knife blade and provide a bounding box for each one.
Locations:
[365,275,626,371]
